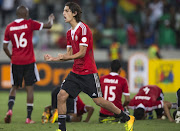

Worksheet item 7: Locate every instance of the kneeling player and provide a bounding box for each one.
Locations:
[128,85,175,122]
[41,87,94,123]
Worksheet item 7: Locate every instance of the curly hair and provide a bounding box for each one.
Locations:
[65,2,82,22]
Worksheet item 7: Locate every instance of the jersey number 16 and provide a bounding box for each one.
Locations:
[14,32,27,48]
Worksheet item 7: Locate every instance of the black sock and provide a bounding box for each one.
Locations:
[27,103,33,119]
[66,114,72,122]
[115,111,130,123]
[58,115,66,131]
[8,96,15,110]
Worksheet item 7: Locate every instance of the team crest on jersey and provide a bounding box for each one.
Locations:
[75,35,78,41]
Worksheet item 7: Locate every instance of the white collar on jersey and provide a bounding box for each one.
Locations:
[71,22,81,34]
[110,72,119,76]
[14,18,24,23]
[136,103,145,110]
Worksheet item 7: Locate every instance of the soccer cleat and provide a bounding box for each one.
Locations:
[25,118,35,124]
[41,112,50,124]
[175,111,180,123]
[50,109,58,123]
[99,117,120,124]
[56,129,61,131]
[124,115,135,131]
[4,110,13,123]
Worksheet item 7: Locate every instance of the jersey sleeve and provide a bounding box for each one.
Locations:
[3,26,10,43]
[122,79,130,96]
[31,20,43,31]
[79,25,89,47]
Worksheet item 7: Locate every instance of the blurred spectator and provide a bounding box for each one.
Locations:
[148,0,163,27]
[148,44,161,59]
[175,8,180,48]
[116,23,127,46]
[49,19,64,48]
[142,8,156,48]
[100,18,114,48]
[109,39,122,61]
[1,0,16,27]
[56,32,67,49]
[127,20,138,49]
[158,20,176,49]
[1,0,180,50]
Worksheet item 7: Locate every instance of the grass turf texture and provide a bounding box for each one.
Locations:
[0,91,180,131]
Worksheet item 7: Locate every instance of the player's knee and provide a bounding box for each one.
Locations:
[57,90,68,102]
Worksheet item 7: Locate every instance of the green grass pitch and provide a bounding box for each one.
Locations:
[0,91,180,131]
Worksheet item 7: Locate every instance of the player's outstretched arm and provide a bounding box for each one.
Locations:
[3,43,11,59]
[43,13,55,29]
[83,105,94,122]
[163,101,175,122]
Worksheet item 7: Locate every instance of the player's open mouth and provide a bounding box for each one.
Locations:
[64,16,66,21]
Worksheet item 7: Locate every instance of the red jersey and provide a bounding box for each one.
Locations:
[128,85,164,112]
[66,22,97,75]
[3,18,43,65]
[100,72,130,116]
[76,96,86,116]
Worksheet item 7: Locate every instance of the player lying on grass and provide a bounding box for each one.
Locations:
[128,85,176,122]
[41,87,94,123]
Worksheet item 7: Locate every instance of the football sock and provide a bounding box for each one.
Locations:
[27,103,33,119]
[8,96,15,110]
[58,115,66,131]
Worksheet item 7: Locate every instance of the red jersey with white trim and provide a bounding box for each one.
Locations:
[66,22,97,75]
[100,72,130,116]
[3,19,43,65]
[76,96,86,116]
[128,85,163,112]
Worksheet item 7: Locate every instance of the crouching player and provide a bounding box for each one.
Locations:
[128,85,175,122]
[41,87,94,123]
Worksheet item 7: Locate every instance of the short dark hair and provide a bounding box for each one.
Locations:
[155,108,164,118]
[65,2,82,22]
[111,59,121,72]
[134,108,145,120]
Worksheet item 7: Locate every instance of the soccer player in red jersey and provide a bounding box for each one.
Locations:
[3,5,55,124]
[44,2,134,131]
[128,85,175,122]
[99,60,130,123]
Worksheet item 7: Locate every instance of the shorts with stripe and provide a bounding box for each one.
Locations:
[61,71,102,99]
[11,63,40,87]
[66,97,77,114]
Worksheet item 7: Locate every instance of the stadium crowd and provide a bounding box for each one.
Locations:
[0,0,180,50]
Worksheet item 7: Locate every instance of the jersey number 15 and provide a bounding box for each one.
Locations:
[104,86,116,101]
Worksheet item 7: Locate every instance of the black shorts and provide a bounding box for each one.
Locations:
[11,63,40,87]
[61,71,102,99]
